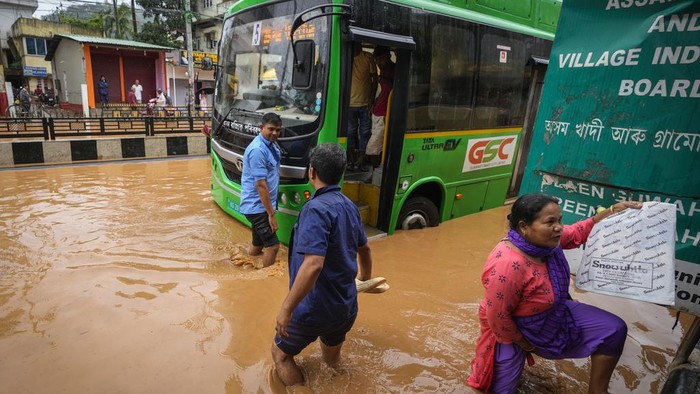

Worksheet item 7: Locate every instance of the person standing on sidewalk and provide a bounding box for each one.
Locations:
[98,75,109,104]
[127,86,137,110]
[240,112,282,268]
[272,143,374,386]
[131,80,143,104]
[18,84,31,113]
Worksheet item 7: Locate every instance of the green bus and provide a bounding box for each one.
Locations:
[209,0,561,244]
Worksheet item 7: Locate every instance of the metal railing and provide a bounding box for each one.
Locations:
[0,115,211,140]
[90,104,212,118]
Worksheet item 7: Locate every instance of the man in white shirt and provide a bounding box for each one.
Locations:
[131,80,143,103]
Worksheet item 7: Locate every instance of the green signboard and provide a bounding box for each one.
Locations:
[521,0,700,314]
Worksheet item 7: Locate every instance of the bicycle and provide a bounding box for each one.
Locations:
[6,97,50,118]
[5,103,30,118]
[39,103,59,118]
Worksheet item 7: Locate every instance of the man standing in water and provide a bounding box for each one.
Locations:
[271,143,374,386]
[240,112,282,268]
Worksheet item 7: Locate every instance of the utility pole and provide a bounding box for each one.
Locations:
[112,0,121,38]
[184,1,195,117]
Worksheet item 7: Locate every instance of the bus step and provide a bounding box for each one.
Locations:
[356,203,370,225]
[364,224,387,241]
[342,180,362,202]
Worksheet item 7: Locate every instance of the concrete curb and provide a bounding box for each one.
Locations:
[0,135,211,167]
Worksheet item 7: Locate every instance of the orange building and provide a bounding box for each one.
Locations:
[45,35,173,109]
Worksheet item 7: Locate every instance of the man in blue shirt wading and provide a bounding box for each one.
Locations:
[271,143,374,386]
[240,112,282,268]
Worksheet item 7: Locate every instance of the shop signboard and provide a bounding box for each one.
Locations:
[181,51,218,65]
[23,66,47,77]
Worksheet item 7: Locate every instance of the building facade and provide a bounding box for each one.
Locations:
[0,0,37,108]
[0,0,37,50]
[193,0,232,54]
[6,18,101,94]
[46,35,172,108]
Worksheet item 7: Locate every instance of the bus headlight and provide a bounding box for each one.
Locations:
[280,193,288,205]
[294,192,301,204]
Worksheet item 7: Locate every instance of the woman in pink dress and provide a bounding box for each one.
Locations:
[468,193,642,393]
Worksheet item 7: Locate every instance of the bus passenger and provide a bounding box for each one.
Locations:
[240,112,282,268]
[366,46,395,168]
[347,43,377,171]
[468,194,641,394]
[272,143,374,386]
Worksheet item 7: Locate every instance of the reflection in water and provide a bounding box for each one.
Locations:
[0,158,688,393]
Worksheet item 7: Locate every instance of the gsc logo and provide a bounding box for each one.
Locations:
[463,136,518,172]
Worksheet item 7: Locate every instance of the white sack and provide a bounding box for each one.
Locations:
[575,202,676,305]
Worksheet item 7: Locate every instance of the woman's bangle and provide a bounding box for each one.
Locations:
[609,205,614,214]
[522,344,535,352]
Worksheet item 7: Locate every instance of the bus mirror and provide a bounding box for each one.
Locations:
[201,57,214,71]
[292,40,315,90]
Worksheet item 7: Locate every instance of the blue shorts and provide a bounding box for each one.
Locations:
[274,314,357,356]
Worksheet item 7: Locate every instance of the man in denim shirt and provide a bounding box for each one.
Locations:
[240,112,282,268]
[271,143,374,386]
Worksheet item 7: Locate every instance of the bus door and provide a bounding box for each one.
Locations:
[343,27,415,234]
[509,56,549,197]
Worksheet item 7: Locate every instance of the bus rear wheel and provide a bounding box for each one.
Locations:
[397,196,439,230]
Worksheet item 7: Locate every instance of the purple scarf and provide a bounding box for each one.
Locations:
[507,229,582,356]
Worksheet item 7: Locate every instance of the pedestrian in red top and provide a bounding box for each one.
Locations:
[468,194,641,393]
[127,86,137,110]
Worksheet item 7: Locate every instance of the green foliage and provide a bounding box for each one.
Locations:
[135,0,187,48]
[136,23,180,48]
[41,2,135,40]
[57,13,103,30]
[103,4,135,39]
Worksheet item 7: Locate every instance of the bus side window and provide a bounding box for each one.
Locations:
[428,23,476,131]
[474,29,549,128]
[406,14,477,132]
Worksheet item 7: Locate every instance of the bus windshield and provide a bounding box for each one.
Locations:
[215,0,329,133]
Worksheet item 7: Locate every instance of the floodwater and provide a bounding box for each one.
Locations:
[0,157,689,393]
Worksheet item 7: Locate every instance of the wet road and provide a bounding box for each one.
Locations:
[0,157,688,393]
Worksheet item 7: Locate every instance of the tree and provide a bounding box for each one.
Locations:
[103,4,134,39]
[136,23,180,48]
[41,2,134,40]
[41,3,108,30]
[135,0,186,48]
[56,13,103,31]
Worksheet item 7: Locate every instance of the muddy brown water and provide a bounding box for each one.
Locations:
[0,157,689,393]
